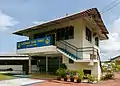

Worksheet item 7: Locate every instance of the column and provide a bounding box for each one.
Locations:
[29,56,32,74]
[46,56,48,74]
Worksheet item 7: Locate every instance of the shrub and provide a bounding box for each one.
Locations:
[116,65,120,71]
[105,73,114,79]
[77,69,84,80]
[60,63,67,69]
[101,73,114,80]
[87,74,96,83]
[56,68,66,78]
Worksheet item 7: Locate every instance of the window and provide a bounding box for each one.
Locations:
[86,27,92,42]
[34,32,45,39]
[69,58,74,64]
[56,26,74,41]
[68,26,74,39]
[95,37,99,46]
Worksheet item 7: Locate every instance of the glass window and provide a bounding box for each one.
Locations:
[56,26,74,41]
[86,27,92,42]
[68,26,74,39]
[95,37,99,46]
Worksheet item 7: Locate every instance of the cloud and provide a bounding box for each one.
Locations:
[100,17,120,60]
[0,11,19,31]
[33,21,45,25]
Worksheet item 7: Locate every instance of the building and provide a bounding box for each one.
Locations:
[13,8,109,80]
[0,53,37,74]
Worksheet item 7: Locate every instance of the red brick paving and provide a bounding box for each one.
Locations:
[32,73,120,86]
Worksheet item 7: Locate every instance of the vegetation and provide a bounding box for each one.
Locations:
[0,74,15,80]
[87,74,96,83]
[77,69,84,80]
[56,68,85,83]
[101,61,118,80]
[56,68,66,78]
[60,63,67,69]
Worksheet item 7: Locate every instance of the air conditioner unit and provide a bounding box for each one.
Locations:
[88,60,94,66]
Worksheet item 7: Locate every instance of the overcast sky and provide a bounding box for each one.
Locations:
[0,0,120,60]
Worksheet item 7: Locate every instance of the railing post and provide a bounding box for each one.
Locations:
[76,50,77,60]
[92,47,94,60]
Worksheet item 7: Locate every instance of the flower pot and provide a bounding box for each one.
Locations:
[66,75,70,79]
[64,77,67,81]
[70,77,74,82]
[74,75,79,80]
[57,76,61,80]
[77,78,81,83]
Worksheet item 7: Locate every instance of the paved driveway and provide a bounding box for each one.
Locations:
[33,73,120,86]
[0,78,44,86]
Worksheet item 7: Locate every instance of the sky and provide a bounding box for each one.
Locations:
[0,0,120,60]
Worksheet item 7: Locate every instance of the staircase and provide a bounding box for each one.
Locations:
[57,47,80,61]
[56,40,99,62]
[56,41,82,62]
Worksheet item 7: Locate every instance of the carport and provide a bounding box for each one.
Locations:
[0,54,37,74]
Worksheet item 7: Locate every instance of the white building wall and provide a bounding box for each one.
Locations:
[0,65,22,71]
[62,55,101,81]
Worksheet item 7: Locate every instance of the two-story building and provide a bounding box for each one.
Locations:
[13,8,109,80]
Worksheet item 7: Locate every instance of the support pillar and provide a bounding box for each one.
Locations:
[46,56,48,74]
[29,56,32,74]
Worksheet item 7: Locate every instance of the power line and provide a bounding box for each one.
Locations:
[101,0,119,12]
[101,0,120,14]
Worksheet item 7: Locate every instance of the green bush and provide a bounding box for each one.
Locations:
[60,63,67,69]
[56,68,66,78]
[87,74,96,83]
[105,73,114,79]
[77,69,84,79]
[116,65,120,71]
[101,73,114,80]
[69,70,76,77]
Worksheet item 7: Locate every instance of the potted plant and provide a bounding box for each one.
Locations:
[56,68,66,80]
[70,70,76,82]
[76,69,84,83]
[65,69,71,81]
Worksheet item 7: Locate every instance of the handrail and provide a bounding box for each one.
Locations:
[56,40,99,60]
[58,41,77,51]
[59,40,98,52]
[62,40,78,49]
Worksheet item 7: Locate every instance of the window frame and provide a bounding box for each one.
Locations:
[95,37,99,46]
[86,27,92,42]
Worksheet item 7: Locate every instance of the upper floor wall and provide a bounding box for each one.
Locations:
[28,17,101,49]
[29,18,84,48]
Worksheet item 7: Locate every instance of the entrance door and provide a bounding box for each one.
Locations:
[46,33,56,45]
[48,57,62,73]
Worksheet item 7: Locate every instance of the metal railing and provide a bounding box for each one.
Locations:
[56,40,99,60]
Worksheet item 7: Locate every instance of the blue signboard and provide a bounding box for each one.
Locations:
[17,36,51,49]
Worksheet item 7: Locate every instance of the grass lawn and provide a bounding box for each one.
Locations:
[0,74,15,80]
[30,73,57,80]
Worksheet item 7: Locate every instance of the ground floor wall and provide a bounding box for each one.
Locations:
[0,65,38,74]
[62,55,101,80]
